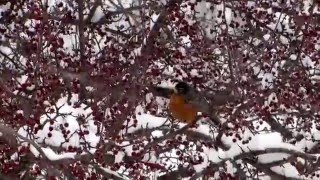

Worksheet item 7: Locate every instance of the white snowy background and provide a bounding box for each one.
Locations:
[0,0,320,179]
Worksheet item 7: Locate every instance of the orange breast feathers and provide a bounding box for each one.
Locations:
[168,94,198,123]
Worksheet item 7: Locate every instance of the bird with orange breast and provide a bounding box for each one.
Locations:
[151,81,228,125]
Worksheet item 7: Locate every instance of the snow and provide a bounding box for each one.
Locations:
[12,88,317,179]
[0,2,10,18]
[118,141,133,161]
[32,147,76,161]
[302,0,314,15]
[2,1,318,178]
[190,69,202,78]
[247,1,256,8]
[271,163,300,178]
[101,167,130,180]
[142,150,157,163]
[91,6,104,23]
[114,151,126,163]
[162,65,174,76]
[279,35,289,45]
[214,48,222,55]
[257,153,290,164]
[263,34,271,41]
[18,93,99,156]
[224,7,232,25]
[0,45,12,55]
[152,130,164,138]
[194,1,210,18]
[181,35,191,47]
[252,66,261,76]
[145,93,153,104]
[193,157,209,172]
[194,121,213,137]
[289,54,297,60]
[261,72,274,89]
[131,113,170,131]
[252,38,261,46]
[61,34,77,54]
[315,40,320,50]
[150,13,160,31]
[181,2,196,26]
[295,124,320,151]
[187,131,308,177]
[265,92,278,106]
[302,55,315,68]
[17,75,28,84]
[225,161,236,176]
[112,107,311,179]
[248,132,284,150]
[126,112,215,139]
[41,0,56,8]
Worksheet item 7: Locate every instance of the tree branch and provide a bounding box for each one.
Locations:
[191,147,318,179]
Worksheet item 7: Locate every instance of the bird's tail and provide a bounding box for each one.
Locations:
[208,110,221,126]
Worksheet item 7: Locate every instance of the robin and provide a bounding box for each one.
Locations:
[151,81,230,125]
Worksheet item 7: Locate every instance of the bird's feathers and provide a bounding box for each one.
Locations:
[150,86,174,99]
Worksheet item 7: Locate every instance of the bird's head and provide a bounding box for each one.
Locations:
[174,82,190,95]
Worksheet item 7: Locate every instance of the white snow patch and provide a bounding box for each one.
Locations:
[271,163,299,178]
[289,54,297,60]
[279,36,289,45]
[181,35,191,47]
[101,167,130,180]
[91,6,104,23]
[32,147,76,161]
[150,13,160,30]
[263,34,271,41]
[0,46,12,55]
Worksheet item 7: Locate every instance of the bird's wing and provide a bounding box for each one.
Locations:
[184,90,210,113]
[184,90,223,125]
